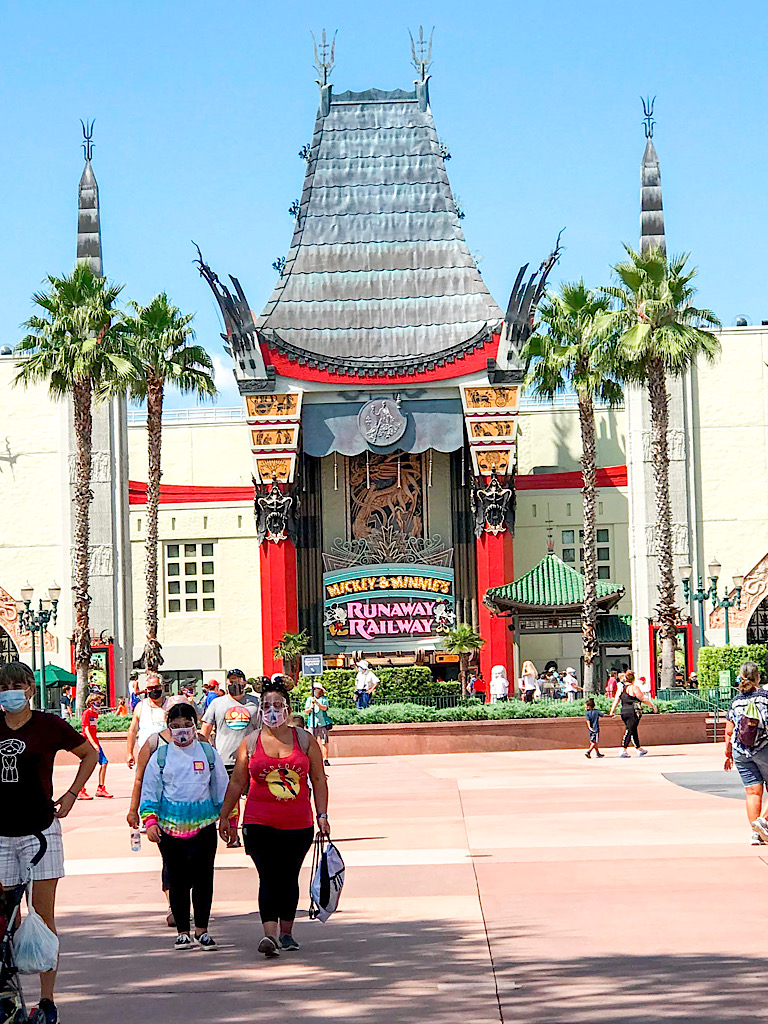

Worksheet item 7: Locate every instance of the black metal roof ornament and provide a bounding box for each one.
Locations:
[312,29,336,86]
[470,467,515,537]
[409,25,433,81]
[192,242,274,390]
[81,119,95,161]
[642,95,656,139]
[254,476,296,545]
[492,230,565,379]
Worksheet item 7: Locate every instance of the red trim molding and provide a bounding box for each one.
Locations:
[129,481,254,506]
[514,465,627,491]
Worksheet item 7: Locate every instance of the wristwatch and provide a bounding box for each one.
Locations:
[316,812,328,819]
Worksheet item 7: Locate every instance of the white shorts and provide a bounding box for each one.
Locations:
[0,819,65,885]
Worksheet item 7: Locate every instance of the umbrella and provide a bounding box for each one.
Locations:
[34,665,77,686]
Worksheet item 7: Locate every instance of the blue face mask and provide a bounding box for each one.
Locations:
[0,690,29,713]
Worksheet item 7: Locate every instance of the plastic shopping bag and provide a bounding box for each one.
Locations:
[13,901,59,974]
[309,835,345,923]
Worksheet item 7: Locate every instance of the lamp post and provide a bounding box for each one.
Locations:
[711,568,744,646]
[16,582,61,711]
[679,559,721,650]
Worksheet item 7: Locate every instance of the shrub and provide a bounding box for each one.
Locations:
[94,712,131,732]
[697,645,768,692]
[292,666,460,707]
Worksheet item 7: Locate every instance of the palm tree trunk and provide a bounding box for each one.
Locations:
[72,379,93,716]
[647,357,678,687]
[459,653,468,697]
[579,390,599,694]
[144,379,164,672]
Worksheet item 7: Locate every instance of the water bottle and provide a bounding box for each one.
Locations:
[130,829,141,853]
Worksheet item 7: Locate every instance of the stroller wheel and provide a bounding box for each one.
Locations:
[0,998,24,1024]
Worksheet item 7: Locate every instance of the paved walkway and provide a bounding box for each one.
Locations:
[36,743,767,1022]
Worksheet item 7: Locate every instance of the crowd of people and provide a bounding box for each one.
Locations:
[0,662,331,1024]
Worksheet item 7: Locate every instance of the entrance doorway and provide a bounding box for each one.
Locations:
[0,626,19,664]
[747,595,768,645]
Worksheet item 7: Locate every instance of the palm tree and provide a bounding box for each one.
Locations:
[441,623,485,696]
[14,265,132,714]
[274,629,311,678]
[601,247,720,686]
[523,281,624,694]
[120,294,216,673]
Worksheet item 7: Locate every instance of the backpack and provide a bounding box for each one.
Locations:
[736,697,763,749]
[309,834,345,922]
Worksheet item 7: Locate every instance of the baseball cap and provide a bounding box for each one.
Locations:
[227,668,246,679]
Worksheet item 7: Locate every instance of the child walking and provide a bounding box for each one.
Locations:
[140,702,229,950]
[585,698,605,758]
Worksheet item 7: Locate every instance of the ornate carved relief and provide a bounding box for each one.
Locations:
[68,450,113,484]
[641,429,686,462]
[349,453,423,540]
[644,524,689,557]
[88,546,114,576]
[710,550,768,629]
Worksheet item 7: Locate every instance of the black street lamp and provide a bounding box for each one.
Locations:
[16,582,61,711]
[711,565,744,646]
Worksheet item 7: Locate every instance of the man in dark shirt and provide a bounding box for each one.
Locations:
[0,661,98,1024]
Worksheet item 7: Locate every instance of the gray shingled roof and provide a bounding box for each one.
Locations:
[256,86,503,376]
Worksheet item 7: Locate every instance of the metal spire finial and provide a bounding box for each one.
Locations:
[311,29,337,86]
[641,96,655,139]
[409,25,434,81]
[80,119,95,161]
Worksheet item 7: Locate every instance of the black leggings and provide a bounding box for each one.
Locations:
[243,824,314,924]
[158,824,217,933]
[621,711,642,749]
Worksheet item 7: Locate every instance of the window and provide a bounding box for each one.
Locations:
[165,542,216,613]
[559,526,612,580]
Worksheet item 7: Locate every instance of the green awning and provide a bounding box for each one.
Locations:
[484,552,624,613]
[596,614,632,644]
[34,665,77,686]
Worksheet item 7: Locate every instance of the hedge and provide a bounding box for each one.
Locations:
[697,645,768,692]
[291,667,461,706]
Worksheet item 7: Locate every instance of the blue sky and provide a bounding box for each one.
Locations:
[1,0,765,406]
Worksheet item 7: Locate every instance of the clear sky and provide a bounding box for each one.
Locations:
[1,0,765,407]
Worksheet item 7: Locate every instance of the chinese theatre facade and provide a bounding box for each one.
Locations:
[198,47,559,678]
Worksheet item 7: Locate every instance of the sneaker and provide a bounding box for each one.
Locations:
[585,752,591,759]
[620,751,630,758]
[752,817,768,841]
[226,835,242,848]
[77,788,93,800]
[323,759,330,767]
[194,931,217,950]
[28,1000,58,1024]
[279,934,300,951]
[638,749,648,757]
[258,935,280,958]
[751,832,764,846]
[596,753,605,758]
[174,933,194,951]
[96,786,113,798]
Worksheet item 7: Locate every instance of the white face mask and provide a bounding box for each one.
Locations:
[170,726,196,747]
[263,706,287,728]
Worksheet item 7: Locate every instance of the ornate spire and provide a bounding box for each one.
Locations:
[77,119,102,275]
[640,97,665,254]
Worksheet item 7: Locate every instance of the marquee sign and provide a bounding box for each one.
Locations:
[322,563,456,651]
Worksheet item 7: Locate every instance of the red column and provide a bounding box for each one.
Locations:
[476,529,515,686]
[259,539,298,676]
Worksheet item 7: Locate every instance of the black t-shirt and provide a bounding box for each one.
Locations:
[0,711,84,836]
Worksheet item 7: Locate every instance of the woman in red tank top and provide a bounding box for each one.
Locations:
[219,679,330,957]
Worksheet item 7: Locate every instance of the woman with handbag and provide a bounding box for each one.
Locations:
[219,679,330,957]
[609,669,657,756]
[724,661,768,844]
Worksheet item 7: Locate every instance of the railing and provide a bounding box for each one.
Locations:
[127,406,245,426]
[519,393,623,412]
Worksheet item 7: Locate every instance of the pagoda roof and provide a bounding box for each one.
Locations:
[484,552,625,613]
[256,85,503,378]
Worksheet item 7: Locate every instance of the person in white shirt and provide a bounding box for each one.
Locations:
[564,667,582,701]
[490,665,511,702]
[126,676,170,768]
[519,661,539,703]
[354,661,379,709]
